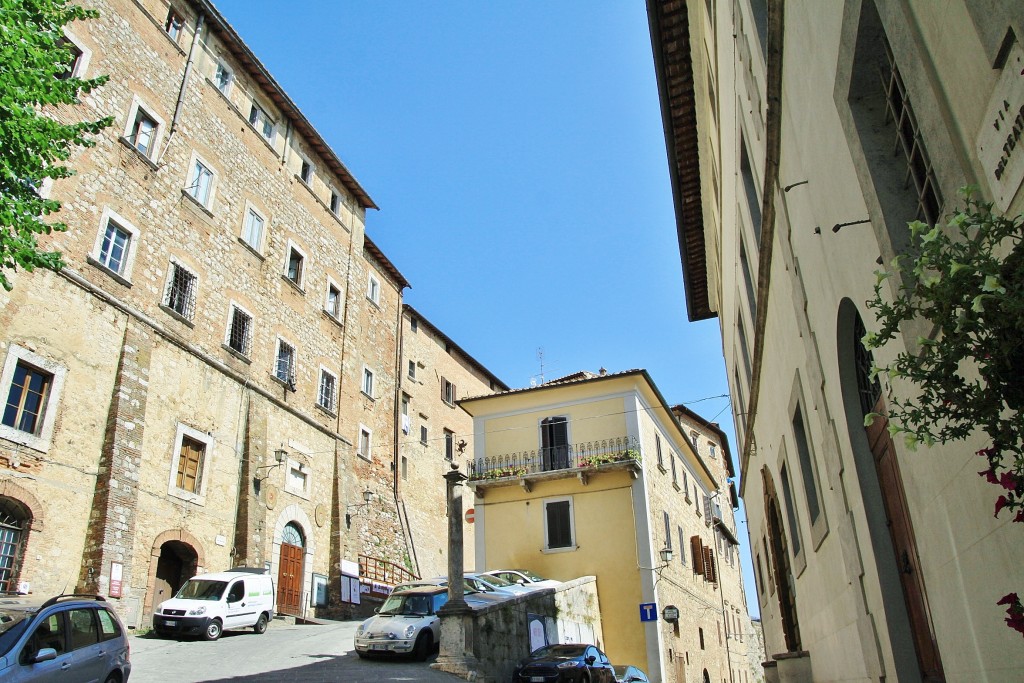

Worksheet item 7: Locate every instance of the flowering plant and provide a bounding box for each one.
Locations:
[577,449,641,468]
[865,188,1023,636]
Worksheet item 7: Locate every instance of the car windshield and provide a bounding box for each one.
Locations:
[533,644,587,658]
[0,607,34,657]
[517,569,546,582]
[480,574,514,588]
[378,593,433,616]
[175,579,227,601]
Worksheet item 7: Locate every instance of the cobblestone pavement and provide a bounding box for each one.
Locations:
[128,618,468,682]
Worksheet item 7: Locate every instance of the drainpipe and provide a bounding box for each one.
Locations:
[158,12,205,166]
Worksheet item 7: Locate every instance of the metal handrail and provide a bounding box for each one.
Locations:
[467,435,641,481]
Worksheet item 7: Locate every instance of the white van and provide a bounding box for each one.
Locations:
[152,568,275,641]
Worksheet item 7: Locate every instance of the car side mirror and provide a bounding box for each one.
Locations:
[33,648,57,663]
[373,607,380,614]
[585,656,596,665]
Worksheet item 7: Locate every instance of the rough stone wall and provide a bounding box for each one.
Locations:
[398,307,505,578]
[466,577,603,683]
[0,0,416,627]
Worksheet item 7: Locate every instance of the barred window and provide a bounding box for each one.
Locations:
[276,341,295,384]
[0,498,30,592]
[226,306,251,356]
[318,370,336,412]
[164,263,197,320]
[879,39,941,225]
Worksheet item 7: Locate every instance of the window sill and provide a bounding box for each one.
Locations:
[366,297,381,309]
[542,545,578,555]
[672,481,681,491]
[236,237,265,260]
[295,173,315,190]
[180,189,214,217]
[168,487,205,506]
[322,309,344,328]
[220,343,252,364]
[361,391,376,402]
[657,463,667,474]
[281,274,305,294]
[159,303,195,328]
[87,255,133,288]
[315,403,337,419]
[271,374,295,391]
[685,495,692,505]
[0,425,51,454]
[443,400,456,409]
[356,451,372,462]
[117,136,160,170]
[299,178,350,232]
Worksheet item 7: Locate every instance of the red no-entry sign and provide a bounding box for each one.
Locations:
[465,508,475,524]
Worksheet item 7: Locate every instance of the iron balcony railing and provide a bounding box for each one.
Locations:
[468,435,641,481]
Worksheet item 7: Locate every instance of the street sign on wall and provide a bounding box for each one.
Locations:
[639,602,657,622]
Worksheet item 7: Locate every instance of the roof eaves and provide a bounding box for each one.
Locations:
[364,236,410,290]
[195,0,378,210]
[647,0,715,322]
[402,304,509,391]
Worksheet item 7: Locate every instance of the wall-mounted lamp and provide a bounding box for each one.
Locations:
[640,544,674,570]
[345,489,375,528]
[253,447,287,488]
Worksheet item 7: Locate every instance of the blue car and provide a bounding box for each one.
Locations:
[512,643,616,683]
[0,593,131,683]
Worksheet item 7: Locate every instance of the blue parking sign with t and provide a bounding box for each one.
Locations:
[639,602,657,622]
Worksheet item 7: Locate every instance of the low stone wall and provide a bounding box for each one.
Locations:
[467,576,603,683]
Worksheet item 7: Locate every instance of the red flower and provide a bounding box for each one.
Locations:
[979,469,1000,484]
[1015,510,1024,523]
[995,496,1010,517]
[999,471,1020,491]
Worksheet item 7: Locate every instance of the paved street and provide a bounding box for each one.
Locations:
[128,619,466,682]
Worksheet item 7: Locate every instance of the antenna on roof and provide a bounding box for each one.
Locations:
[537,347,545,384]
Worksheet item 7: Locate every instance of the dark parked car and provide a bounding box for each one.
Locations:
[512,643,616,682]
[0,593,132,683]
[612,664,650,682]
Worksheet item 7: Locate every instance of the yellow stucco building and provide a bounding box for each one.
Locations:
[462,370,754,683]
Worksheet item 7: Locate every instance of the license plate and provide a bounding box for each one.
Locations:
[164,620,177,627]
[530,677,545,682]
[371,644,388,651]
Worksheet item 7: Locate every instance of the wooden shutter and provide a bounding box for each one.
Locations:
[691,535,705,575]
[546,500,572,548]
[704,547,717,584]
[176,436,205,493]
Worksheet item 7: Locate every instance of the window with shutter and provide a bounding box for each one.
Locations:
[691,535,705,575]
[704,547,717,583]
[176,435,205,493]
[544,498,574,550]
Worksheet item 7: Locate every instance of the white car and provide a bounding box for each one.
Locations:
[354,585,447,660]
[481,569,561,591]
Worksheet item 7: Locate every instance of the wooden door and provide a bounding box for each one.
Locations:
[866,399,944,681]
[277,543,303,615]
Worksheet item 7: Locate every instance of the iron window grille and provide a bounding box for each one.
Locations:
[879,38,942,225]
[227,307,252,356]
[164,263,196,320]
[0,502,27,592]
[276,342,295,385]
[318,371,336,411]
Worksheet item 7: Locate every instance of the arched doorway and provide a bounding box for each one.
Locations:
[277,522,305,615]
[763,468,801,652]
[0,497,31,592]
[837,300,944,681]
[153,540,198,605]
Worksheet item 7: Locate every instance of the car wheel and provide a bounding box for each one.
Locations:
[203,619,223,641]
[356,651,369,659]
[103,674,121,683]
[253,613,269,634]
[413,631,433,661]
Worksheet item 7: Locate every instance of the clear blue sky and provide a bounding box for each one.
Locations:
[212,0,758,618]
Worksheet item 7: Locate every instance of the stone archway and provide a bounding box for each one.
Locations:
[272,504,315,616]
[143,529,206,625]
[0,481,44,594]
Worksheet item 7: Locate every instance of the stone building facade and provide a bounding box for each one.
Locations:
[0,0,502,626]
[650,0,1024,680]
[397,305,508,578]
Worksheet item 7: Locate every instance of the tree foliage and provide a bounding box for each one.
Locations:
[865,188,1024,635]
[0,0,112,291]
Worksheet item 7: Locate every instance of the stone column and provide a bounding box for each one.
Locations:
[431,462,479,678]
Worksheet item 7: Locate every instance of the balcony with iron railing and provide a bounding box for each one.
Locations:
[467,435,642,492]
